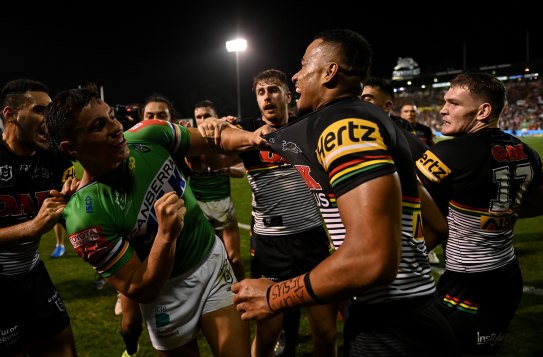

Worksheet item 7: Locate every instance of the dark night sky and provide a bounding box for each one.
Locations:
[2,1,541,119]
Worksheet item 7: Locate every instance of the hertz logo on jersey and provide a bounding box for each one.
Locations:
[416,151,451,183]
[62,165,77,182]
[315,118,386,169]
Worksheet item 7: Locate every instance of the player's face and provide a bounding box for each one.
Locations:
[12,91,51,151]
[440,85,482,136]
[361,86,392,113]
[400,105,417,123]
[70,98,129,171]
[194,106,216,126]
[255,80,290,126]
[144,102,171,122]
[292,38,328,116]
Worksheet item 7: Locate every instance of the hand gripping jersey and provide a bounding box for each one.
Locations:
[62,120,215,278]
[236,117,324,236]
[415,128,543,273]
[265,97,435,303]
[0,138,75,276]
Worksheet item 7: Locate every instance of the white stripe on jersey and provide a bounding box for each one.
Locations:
[444,206,516,273]
[0,240,40,276]
[321,208,344,249]
[247,165,323,235]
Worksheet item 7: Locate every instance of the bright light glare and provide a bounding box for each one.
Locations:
[226,39,247,52]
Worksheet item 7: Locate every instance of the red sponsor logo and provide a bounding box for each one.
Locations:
[68,226,113,264]
[128,119,168,132]
[491,144,527,162]
[69,227,101,248]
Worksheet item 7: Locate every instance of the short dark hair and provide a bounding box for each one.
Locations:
[143,94,179,120]
[44,84,101,157]
[363,77,395,101]
[194,99,216,111]
[314,29,372,84]
[1,78,49,118]
[450,72,506,118]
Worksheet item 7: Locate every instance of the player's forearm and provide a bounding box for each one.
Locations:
[271,174,402,309]
[218,127,264,153]
[267,244,398,313]
[0,219,47,248]
[266,273,322,312]
[127,237,177,303]
[419,184,448,250]
[197,118,269,153]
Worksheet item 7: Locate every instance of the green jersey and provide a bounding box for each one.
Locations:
[63,119,215,278]
[189,172,231,202]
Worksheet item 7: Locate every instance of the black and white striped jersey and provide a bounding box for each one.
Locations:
[237,117,324,236]
[416,128,543,273]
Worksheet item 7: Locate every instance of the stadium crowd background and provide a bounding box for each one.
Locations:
[392,65,543,137]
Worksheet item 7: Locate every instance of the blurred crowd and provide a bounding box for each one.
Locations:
[394,76,543,135]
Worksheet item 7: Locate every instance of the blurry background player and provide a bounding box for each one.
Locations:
[50,223,67,258]
[400,103,434,147]
[361,77,415,133]
[189,99,245,281]
[398,102,439,264]
[361,78,439,266]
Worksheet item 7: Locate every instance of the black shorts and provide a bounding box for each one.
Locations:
[344,295,460,356]
[436,259,522,355]
[250,225,332,281]
[0,260,71,355]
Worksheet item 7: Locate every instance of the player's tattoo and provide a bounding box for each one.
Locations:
[266,273,321,312]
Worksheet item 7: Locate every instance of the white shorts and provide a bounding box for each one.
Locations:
[197,197,237,231]
[140,236,236,351]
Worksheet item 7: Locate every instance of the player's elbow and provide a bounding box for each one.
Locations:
[346,251,400,293]
[372,255,400,286]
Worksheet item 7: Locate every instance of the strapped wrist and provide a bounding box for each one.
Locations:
[266,285,278,313]
[304,272,323,304]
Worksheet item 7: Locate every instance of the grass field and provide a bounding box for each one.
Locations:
[39,137,543,356]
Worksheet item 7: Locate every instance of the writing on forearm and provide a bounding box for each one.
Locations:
[266,273,321,313]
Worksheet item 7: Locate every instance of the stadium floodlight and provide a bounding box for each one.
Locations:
[226,38,247,119]
[226,39,247,53]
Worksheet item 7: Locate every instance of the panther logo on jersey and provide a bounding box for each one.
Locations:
[282,140,302,154]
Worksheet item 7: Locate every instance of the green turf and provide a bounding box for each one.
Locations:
[39,136,542,356]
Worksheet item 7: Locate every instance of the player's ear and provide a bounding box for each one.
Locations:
[286,90,292,104]
[2,106,16,124]
[477,102,492,121]
[59,140,77,157]
[324,62,339,83]
[384,100,394,113]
